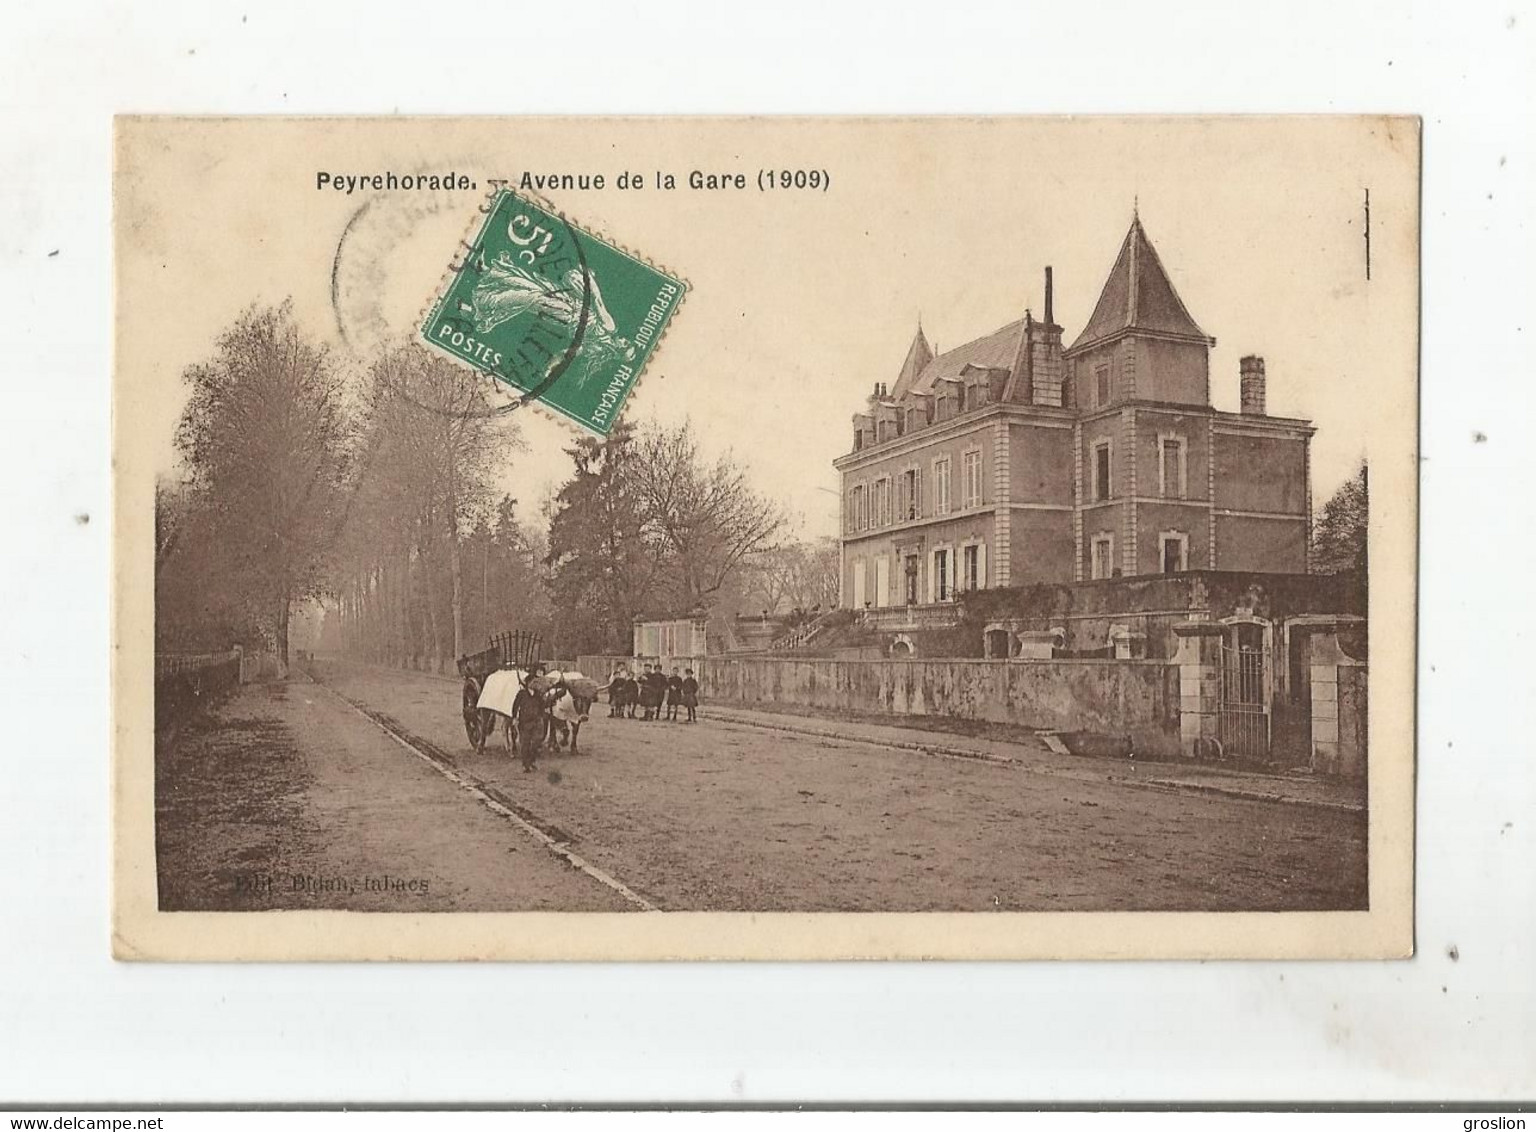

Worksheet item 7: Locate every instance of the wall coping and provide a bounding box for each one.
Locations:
[707,656,1174,668]
[1172,621,1226,637]
[1286,613,1367,629]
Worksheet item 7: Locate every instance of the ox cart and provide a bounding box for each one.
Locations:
[456,629,545,751]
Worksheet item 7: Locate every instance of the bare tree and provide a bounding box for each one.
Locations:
[787,536,841,612]
[630,420,788,609]
[740,537,843,617]
[741,545,799,615]
[173,303,349,676]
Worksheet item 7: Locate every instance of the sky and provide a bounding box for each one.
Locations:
[117,117,1418,542]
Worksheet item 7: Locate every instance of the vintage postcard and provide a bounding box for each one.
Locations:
[115,116,1417,960]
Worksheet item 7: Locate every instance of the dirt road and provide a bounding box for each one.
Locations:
[164,661,1367,913]
[154,680,634,912]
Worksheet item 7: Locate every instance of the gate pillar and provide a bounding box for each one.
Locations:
[1305,616,1368,778]
[1173,621,1225,759]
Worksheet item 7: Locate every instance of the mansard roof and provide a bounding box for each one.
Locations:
[1066,215,1212,355]
[892,318,1025,399]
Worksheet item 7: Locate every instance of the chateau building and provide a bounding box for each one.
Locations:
[834,214,1315,611]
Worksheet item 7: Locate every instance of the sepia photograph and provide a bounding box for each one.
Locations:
[114,116,1418,959]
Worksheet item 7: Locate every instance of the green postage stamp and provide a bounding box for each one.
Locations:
[420,188,686,435]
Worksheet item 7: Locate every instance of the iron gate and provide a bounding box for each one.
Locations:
[1219,640,1271,760]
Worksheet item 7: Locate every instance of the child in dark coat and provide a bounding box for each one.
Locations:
[636,664,658,721]
[511,683,550,771]
[665,668,683,720]
[681,669,700,722]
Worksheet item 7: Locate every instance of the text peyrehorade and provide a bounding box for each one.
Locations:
[315,170,831,194]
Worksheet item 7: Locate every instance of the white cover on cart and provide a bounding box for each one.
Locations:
[476,668,525,717]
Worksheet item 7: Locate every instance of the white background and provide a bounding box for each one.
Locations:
[1,0,1532,1106]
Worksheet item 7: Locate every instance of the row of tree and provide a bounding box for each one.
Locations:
[157,302,799,673]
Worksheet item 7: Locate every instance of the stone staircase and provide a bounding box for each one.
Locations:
[769,609,841,651]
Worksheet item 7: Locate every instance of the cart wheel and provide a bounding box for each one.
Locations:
[463,680,485,751]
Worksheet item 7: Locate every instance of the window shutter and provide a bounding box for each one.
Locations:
[915,467,923,518]
[927,551,936,604]
[977,542,988,589]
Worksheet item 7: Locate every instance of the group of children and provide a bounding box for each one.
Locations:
[607,663,700,722]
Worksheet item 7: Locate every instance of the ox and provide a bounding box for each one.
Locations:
[544,671,599,755]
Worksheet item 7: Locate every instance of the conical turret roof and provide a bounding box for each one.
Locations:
[1067,214,1212,354]
[889,324,936,399]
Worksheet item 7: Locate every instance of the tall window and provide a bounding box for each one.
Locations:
[901,468,920,520]
[852,484,867,531]
[1093,441,1112,502]
[962,450,983,509]
[1091,534,1114,580]
[874,478,891,527]
[934,548,951,602]
[1159,435,1187,499]
[933,458,951,515]
[963,544,981,591]
[1096,364,1111,408]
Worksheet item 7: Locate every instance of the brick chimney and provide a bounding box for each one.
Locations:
[1027,266,1065,407]
[1239,355,1266,415]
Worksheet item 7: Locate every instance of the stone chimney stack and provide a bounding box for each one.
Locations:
[1239,355,1266,415]
[1025,269,1065,408]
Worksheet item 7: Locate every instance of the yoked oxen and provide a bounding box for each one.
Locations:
[544,670,601,756]
[473,667,559,757]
